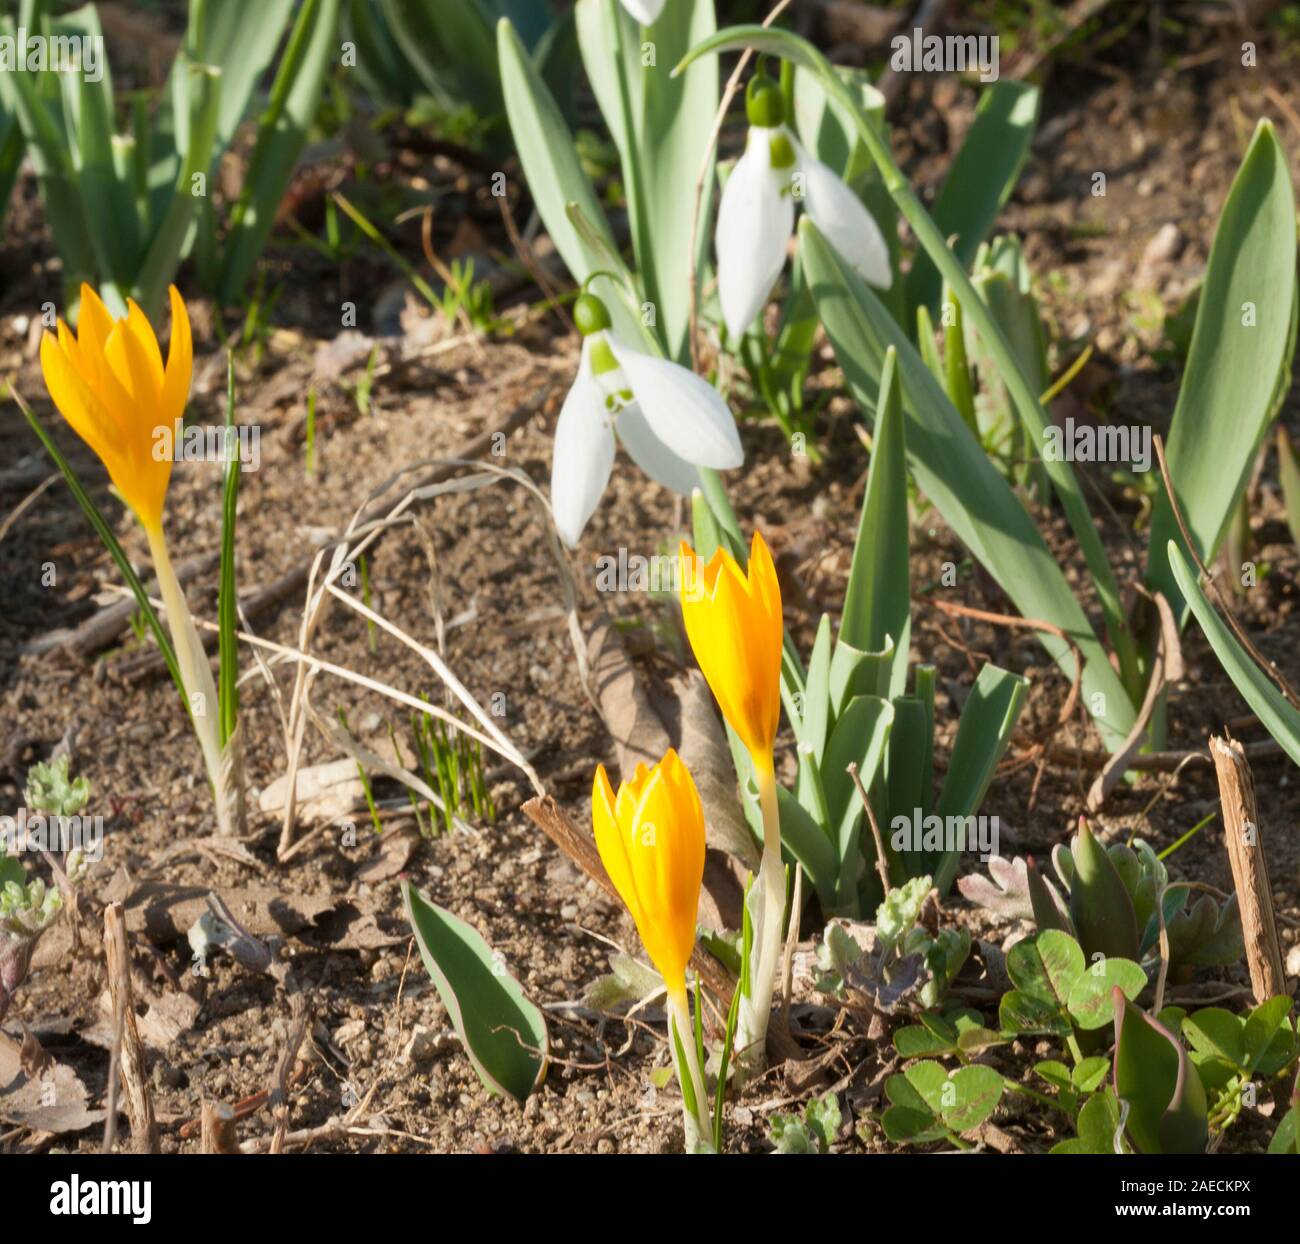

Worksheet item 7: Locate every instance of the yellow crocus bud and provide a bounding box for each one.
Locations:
[678,530,783,768]
[591,748,706,996]
[39,283,192,534]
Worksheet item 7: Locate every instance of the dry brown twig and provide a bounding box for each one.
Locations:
[102,902,158,1154]
[1210,735,1287,1005]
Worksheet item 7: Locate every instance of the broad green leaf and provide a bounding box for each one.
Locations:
[1182,1007,1247,1069]
[1052,1087,1123,1154]
[880,1104,945,1143]
[1034,1059,1072,1093]
[577,0,717,361]
[402,880,548,1102]
[941,1064,1004,1132]
[894,1023,955,1059]
[794,614,833,764]
[841,345,910,695]
[1011,928,1086,1007]
[381,0,500,119]
[902,1060,949,1115]
[906,81,1040,316]
[498,18,643,345]
[1276,426,1300,549]
[821,695,893,908]
[884,697,933,873]
[1242,996,1293,1070]
[1269,1100,1300,1154]
[999,990,1070,1037]
[1147,120,1298,619]
[1072,1056,1110,1093]
[1066,957,1146,1030]
[775,782,837,911]
[798,218,1135,751]
[1113,991,1208,1155]
[1169,542,1300,766]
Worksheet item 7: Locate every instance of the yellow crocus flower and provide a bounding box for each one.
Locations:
[592,749,711,1147]
[678,528,785,1077]
[591,748,705,995]
[38,284,234,835]
[678,530,783,768]
[39,283,191,533]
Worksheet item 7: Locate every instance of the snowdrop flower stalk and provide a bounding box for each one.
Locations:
[716,67,892,341]
[550,282,743,547]
[619,0,666,23]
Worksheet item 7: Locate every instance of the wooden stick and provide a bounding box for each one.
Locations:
[200,1101,241,1155]
[103,902,159,1153]
[269,997,311,1155]
[1209,736,1287,1005]
[23,550,219,658]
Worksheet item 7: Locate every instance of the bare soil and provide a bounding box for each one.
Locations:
[2,13,1298,1154]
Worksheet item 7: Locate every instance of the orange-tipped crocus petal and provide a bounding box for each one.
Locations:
[38,285,190,533]
[679,529,783,763]
[161,285,192,431]
[590,749,706,995]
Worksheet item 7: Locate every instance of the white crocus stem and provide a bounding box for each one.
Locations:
[667,987,712,1153]
[716,125,794,341]
[737,758,785,1075]
[145,524,231,835]
[619,0,665,24]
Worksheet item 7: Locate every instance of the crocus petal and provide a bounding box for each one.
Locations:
[609,341,743,472]
[76,283,115,356]
[40,331,119,466]
[590,750,705,996]
[619,0,665,24]
[161,285,193,430]
[798,146,892,289]
[716,129,794,340]
[551,344,615,548]
[592,765,646,930]
[125,299,166,390]
[679,531,784,761]
[615,403,701,495]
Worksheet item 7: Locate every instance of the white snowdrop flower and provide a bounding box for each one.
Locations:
[619,0,666,24]
[716,70,892,341]
[550,291,743,548]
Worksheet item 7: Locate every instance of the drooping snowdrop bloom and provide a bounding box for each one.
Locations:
[550,290,743,547]
[716,70,892,341]
[619,0,666,24]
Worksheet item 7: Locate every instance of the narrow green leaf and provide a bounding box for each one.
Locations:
[1147,120,1298,619]
[841,345,909,694]
[218,0,343,305]
[218,355,241,747]
[931,664,1027,892]
[1168,541,1300,766]
[498,17,645,346]
[906,81,1040,316]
